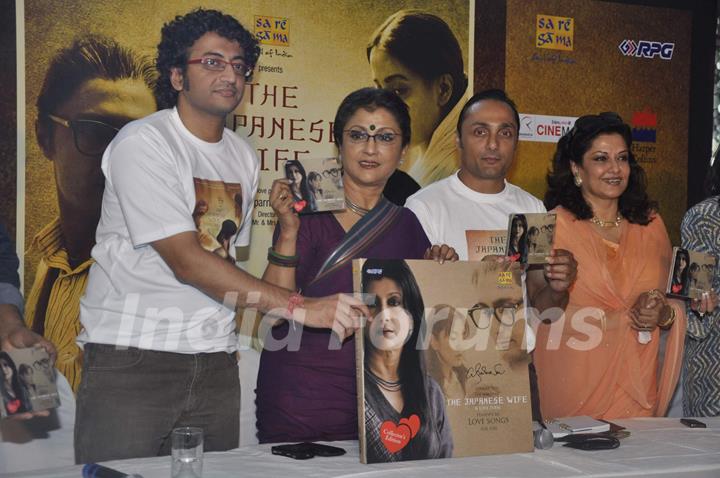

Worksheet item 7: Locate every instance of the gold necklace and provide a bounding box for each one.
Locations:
[345,196,371,216]
[589,214,622,228]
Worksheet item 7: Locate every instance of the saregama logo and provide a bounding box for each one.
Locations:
[618,40,674,60]
[255,15,289,46]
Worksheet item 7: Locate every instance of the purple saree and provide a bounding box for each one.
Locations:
[255,200,430,443]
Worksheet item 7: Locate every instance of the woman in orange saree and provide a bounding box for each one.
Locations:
[535,113,685,420]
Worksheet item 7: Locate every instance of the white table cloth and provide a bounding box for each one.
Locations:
[3,418,719,478]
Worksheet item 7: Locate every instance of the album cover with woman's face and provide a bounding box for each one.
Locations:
[353,259,533,463]
[505,213,556,264]
[283,157,345,214]
[666,246,717,300]
[0,347,60,418]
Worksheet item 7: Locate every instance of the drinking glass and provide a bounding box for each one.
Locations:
[171,427,203,478]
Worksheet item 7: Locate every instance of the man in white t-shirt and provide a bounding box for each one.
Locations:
[74,9,367,464]
[406,89,577,420]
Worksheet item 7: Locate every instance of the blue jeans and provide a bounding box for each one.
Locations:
[74,344,239,464]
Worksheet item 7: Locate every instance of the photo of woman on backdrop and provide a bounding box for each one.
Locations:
[368,9,469,188]
[361,259,453,462]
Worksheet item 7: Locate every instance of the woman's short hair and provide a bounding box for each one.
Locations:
[333,88,411,147]
[544,112,657,225]
[155,8,260,109]
[367,9,467,116]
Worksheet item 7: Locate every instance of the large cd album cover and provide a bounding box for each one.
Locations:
[505,213,556,264]
[353,259,533,463]
[0,347,60,418]
[283,157,345,214]
[666,246,717,300]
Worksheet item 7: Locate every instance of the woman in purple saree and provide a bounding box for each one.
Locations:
[255,88,455,443]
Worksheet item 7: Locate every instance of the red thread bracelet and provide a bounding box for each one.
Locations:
[287,292,304,316]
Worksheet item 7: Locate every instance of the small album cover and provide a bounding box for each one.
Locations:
[0,347,60,418]
[666,247,717,300]
[284,157,345,214]
[353,259,533,463]
[505,213,556,264]
[466,230,507,261]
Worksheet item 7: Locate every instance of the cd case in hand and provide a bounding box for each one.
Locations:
[666,247,716,300]
[505,213,556,264]
[0,347,60,418]
[284,157,345,214]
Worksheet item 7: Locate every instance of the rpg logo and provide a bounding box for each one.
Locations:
[618,40,674,60]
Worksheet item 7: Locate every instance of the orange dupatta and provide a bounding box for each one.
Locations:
[534,207,685,419]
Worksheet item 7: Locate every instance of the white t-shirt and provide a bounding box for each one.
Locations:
[406,171,546,260]
[406,171,546,352]
[78,108,259,354]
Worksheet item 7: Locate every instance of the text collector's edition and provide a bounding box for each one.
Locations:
[353,259,533,463]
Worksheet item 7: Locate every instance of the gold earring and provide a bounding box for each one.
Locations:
[573,174,582,187]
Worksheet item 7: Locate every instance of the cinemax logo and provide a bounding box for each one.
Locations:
[618,40,674,60]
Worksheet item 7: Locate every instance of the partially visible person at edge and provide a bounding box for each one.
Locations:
[406,89,578,422]
[369,9,470,203]
[0,222,56,420]
[256,87,457,443]
[26,35,157,392]
[74,9,367,464]
[536,112,686,419]
[680,149,720,417]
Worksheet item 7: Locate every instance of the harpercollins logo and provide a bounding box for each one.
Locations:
[631,108,657,143]
[618,40,674,60]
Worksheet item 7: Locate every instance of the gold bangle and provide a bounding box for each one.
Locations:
[658,305,676,328]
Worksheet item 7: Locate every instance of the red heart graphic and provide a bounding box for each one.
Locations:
[379,421,412,453]
[399,414,421,438]
[293,200,307,212]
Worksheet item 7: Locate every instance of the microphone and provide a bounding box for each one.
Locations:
[82,463,144,478]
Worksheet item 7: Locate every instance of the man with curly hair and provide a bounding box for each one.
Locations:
[75,8,366,463]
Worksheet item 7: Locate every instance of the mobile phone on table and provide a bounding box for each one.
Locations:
[271,443,314,460]
[307,442,346,457]
[680,418,707,428]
